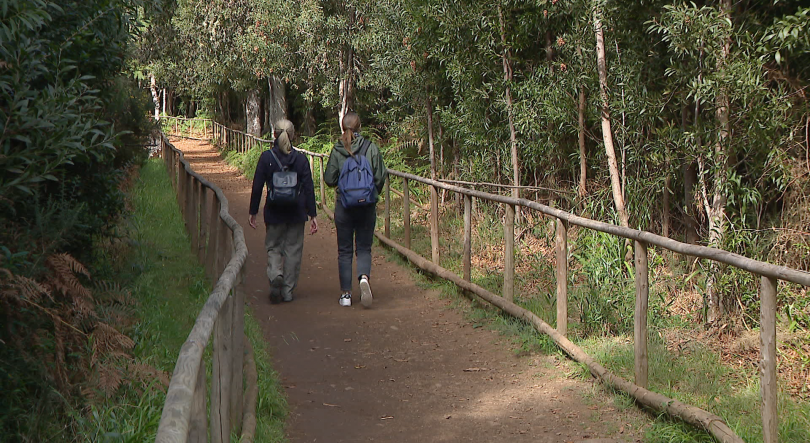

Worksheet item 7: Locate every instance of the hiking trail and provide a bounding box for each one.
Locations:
[170,137,645,443]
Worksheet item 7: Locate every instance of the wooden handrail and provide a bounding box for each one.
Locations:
[388,169,810,286]
[155,133,250,443]
[166,117,799,443]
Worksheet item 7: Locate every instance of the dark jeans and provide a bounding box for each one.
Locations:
[334,201,377,292]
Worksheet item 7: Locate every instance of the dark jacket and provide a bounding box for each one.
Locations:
[324,134,387,195]
[249,142,317,225]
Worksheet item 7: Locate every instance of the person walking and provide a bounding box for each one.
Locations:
[249,119,318,303]
[325,112,387,307]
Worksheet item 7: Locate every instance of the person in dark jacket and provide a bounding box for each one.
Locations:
[324,112,387,307]
[249,119,318,303]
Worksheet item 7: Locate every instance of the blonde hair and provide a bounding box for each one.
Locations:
[274,119,295,154]
[340,112,361,154]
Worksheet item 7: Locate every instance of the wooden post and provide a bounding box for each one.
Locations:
[430,185,440,264]
[211,293,233,443]
[384,178,391,238]
[503,204,515,301]
[556,218,568,335]
[188,356,208,443]
[189,177,200,250]
[309,155,315,189]
[760,275,778,443]
[230,286,245,433]
[634,240,649,388]
[169,151,177,189]
[179,166,187,213]
[318,157,326,207]
[220,219,231,276]
[403,177,411,250]
[463,195,472,282]
[199,186,209,262]
[206,203,221,281]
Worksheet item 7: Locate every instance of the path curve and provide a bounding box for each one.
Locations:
[170,137,644,443]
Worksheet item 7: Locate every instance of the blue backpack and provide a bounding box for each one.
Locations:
[338,140,377,208]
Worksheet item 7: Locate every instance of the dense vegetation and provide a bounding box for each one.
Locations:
[1,0,156,439]
[149,0,810,328]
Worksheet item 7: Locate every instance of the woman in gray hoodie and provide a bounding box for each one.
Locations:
[324,112,387,307]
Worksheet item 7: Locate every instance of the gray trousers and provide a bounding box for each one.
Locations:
[265,222,305,299]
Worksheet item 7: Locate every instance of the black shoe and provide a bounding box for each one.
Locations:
[269,276,283,304]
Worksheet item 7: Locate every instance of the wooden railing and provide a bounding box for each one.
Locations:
[154,132,251,443]
[161,117,331,208]
[164,118,810,443]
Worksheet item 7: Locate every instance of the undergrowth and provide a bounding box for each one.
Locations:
[0,159,288,441]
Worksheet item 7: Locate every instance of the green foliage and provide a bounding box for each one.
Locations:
[1,0,155,262]
[223,143,271,180]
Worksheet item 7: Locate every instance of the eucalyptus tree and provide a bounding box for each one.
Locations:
[651,1,806,321]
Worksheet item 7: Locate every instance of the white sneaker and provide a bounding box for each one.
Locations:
[359,276,373,308]
[339,293,352,307]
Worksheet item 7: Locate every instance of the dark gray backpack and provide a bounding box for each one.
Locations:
[267,149,299,205]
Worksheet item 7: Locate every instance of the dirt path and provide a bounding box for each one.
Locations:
[171,138,645,443]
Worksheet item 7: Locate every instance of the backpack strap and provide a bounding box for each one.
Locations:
[358,139,371,158]
[269,148,288,172]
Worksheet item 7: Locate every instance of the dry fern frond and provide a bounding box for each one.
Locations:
[130,362,171,389]
[92,323,135,357]
[94,280,136,306]
[81,386,98,402]
[0,274,53,304]
[72,294,95,318]
[52,253,90,278]
[95,304,136,329]
[97,364,123,397]
[46,254,92,301]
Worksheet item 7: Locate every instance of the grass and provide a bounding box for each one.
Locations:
[76,159,287,442]
[222,143,272,180]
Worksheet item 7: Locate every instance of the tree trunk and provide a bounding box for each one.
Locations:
[578,85,587,199]
[223,90,230,123]
[427,96,437,181]
[150,74,160,120]
[268,77,287,129]
[663,143,672,268]
[427,96,440,264]
[498,5,520,208]
[682,104,699,247]
[246,88,262,136]
[594,7,630,229]
[438,117,444,178]
[338,33,356,129]
[705,0,732,323]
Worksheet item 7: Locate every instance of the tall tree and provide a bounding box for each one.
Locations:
[594,2,631,229]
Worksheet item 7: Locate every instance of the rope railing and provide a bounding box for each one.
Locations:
[165,118,808,443]
[154,131,251,443]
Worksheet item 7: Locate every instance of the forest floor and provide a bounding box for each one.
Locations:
[169,137,648,442]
